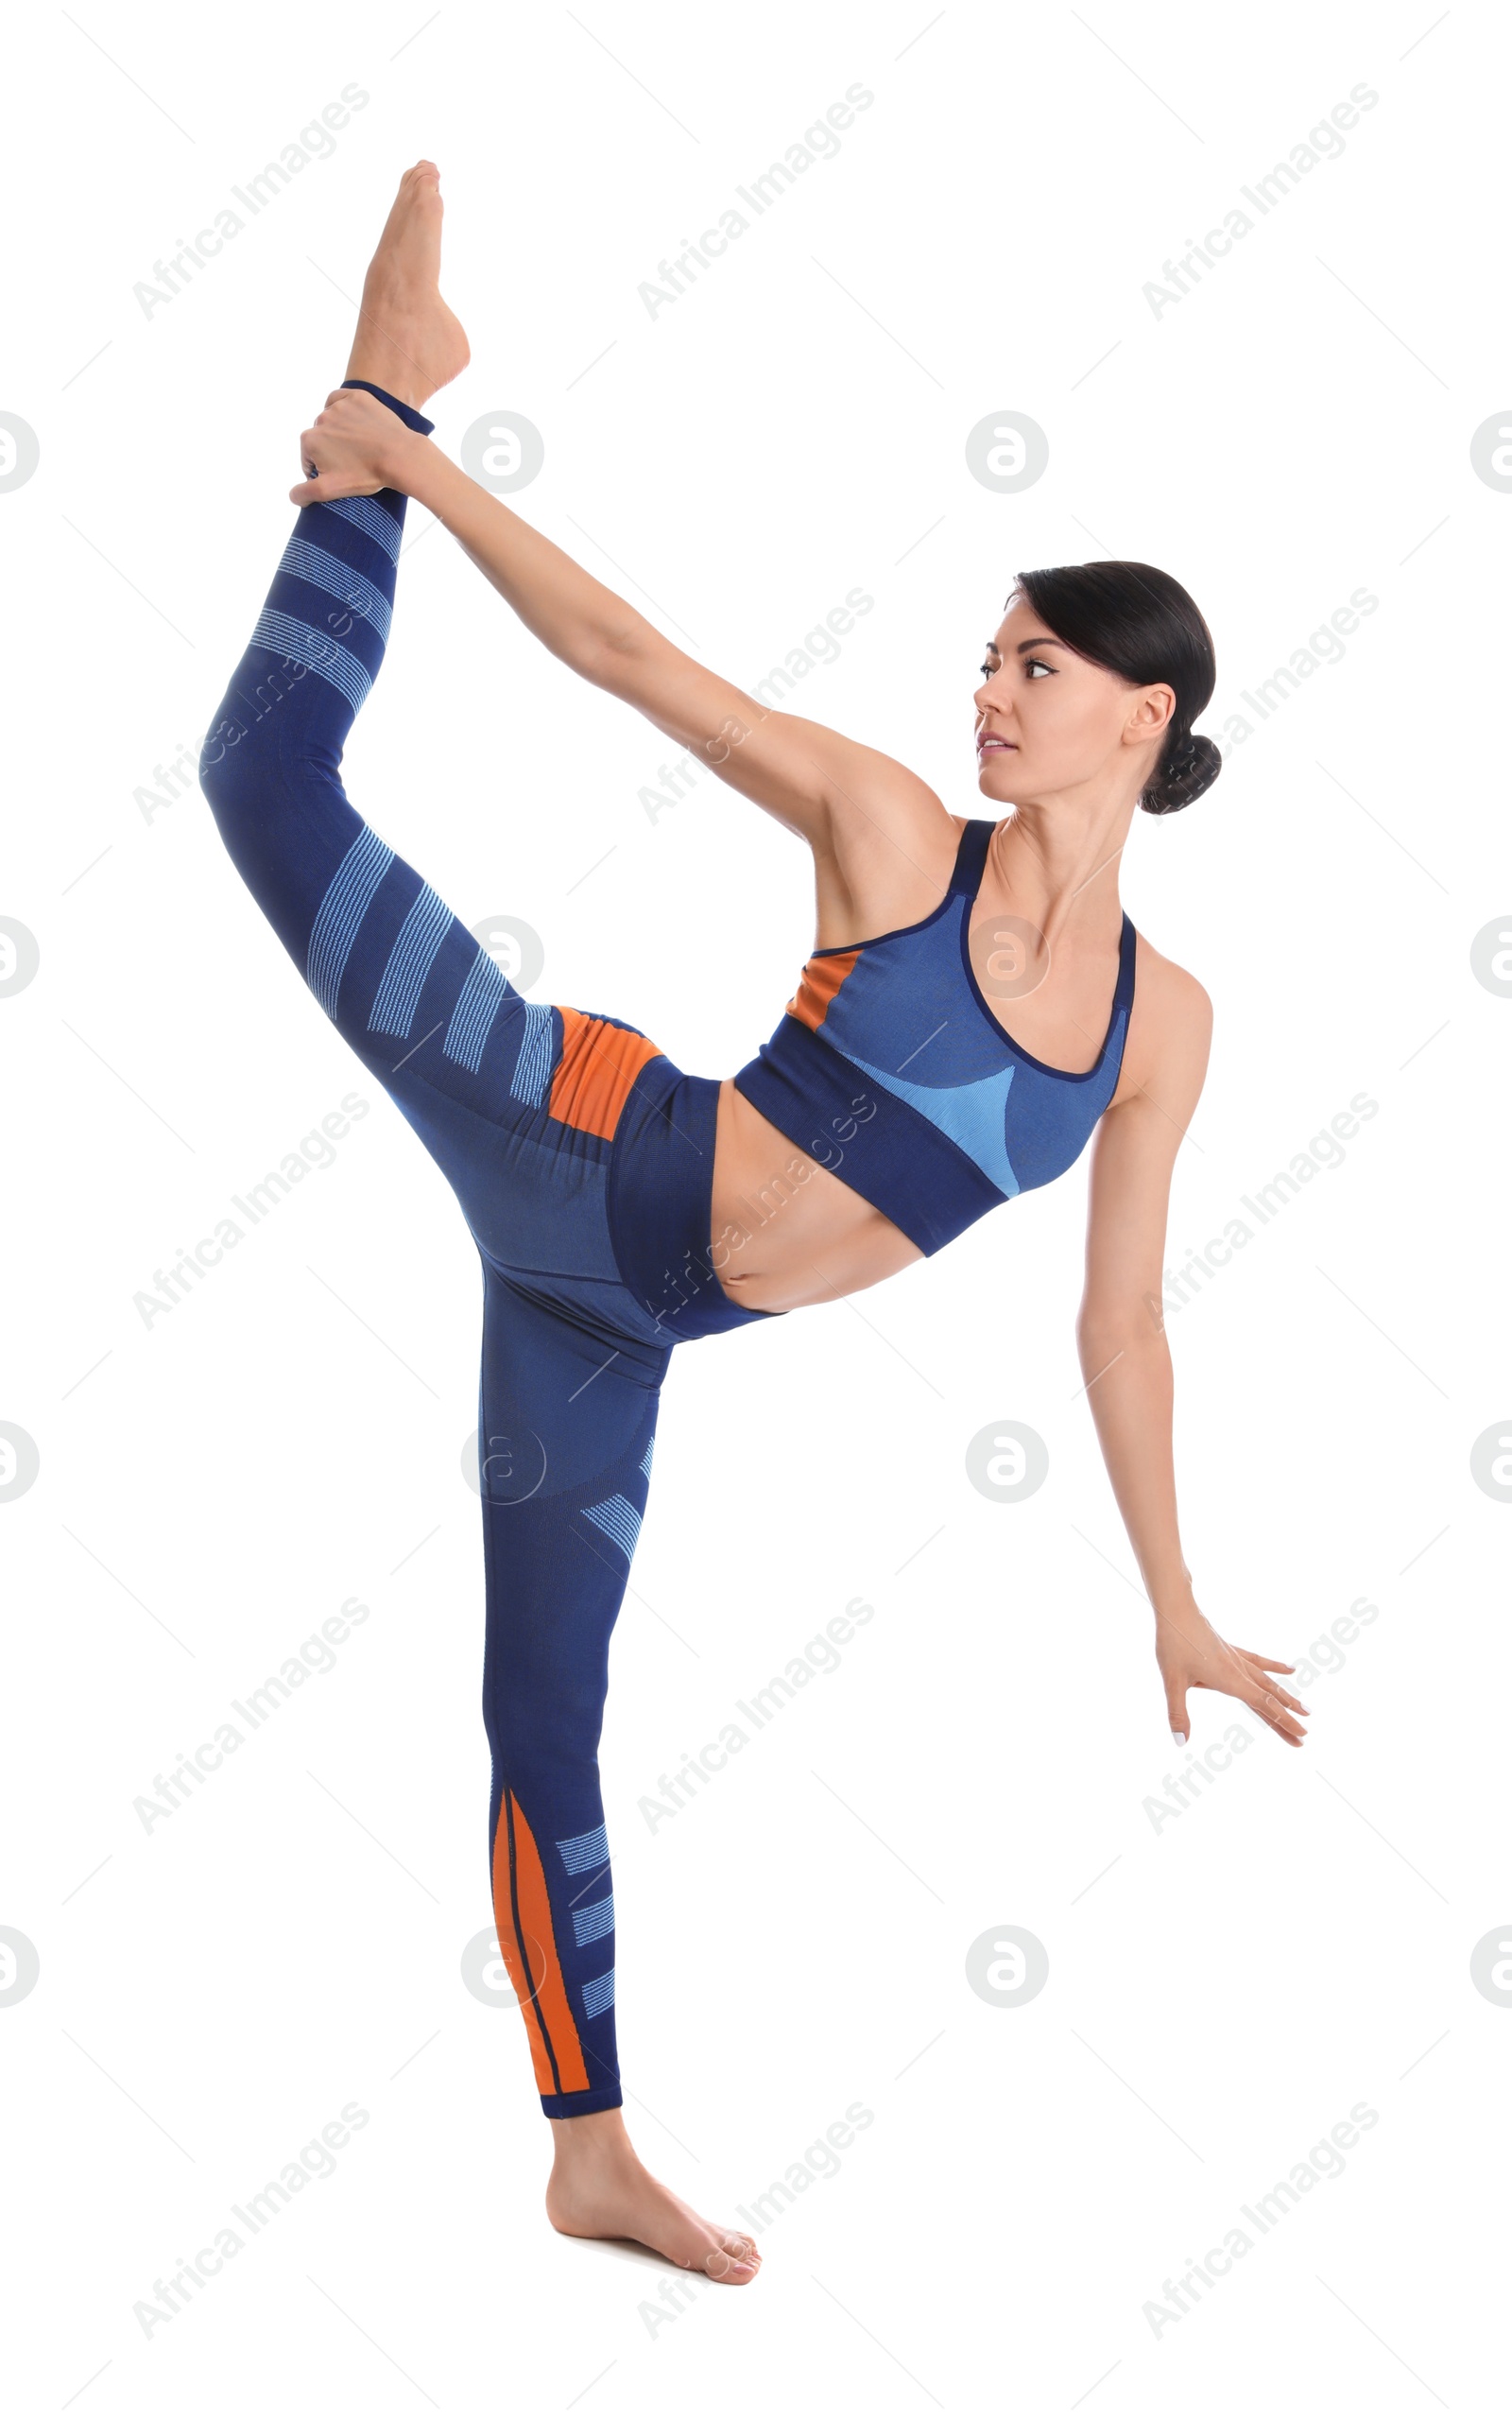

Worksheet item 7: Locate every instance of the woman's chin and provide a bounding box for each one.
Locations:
[976,753,1020,795]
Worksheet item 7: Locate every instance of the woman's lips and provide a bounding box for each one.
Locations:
[977,736,1015,753]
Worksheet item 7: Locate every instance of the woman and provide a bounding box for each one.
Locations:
[199,164,1306,2286]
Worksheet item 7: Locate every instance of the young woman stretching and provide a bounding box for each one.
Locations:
[198,164,1306,2286]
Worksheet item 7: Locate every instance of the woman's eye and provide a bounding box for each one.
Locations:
[1025,657,1051,676]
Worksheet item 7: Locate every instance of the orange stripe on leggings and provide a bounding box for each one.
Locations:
[548,1009,662,1140]
[491,1788,591,2098]
[788,950,858,1033]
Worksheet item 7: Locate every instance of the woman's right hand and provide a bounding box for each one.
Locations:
[289,388,423,507]
[1156,1599,1309,1748]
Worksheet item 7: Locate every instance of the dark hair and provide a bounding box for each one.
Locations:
[1010,561,1221,814]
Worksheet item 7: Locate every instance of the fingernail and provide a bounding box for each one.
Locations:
[1171,1729,1187,1747]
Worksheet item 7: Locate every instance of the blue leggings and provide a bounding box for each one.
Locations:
[199,381,770,2116]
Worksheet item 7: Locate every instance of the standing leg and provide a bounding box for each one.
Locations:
[477,1266,666,2118]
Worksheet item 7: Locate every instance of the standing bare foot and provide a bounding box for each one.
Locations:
[344,160,471,411]
[545,2110,763,2285]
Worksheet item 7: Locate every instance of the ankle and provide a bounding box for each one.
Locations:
[548,2108,634,2166]
[343,352,431,413]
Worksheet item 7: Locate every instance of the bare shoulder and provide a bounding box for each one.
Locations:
[785,720,958,941]
[1113,928,1213,1110]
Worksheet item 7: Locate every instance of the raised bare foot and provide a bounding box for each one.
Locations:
[545,2111,762,2286]
[344,160,470,411]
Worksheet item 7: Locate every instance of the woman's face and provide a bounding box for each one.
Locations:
[973,592,1175,804]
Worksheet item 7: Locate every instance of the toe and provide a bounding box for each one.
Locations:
[704,2243,759,2283]
[709,2228,761,2275]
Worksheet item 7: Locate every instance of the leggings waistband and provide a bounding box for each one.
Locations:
[608,1060,778,1344]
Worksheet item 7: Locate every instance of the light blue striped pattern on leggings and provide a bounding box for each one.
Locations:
[581,1968,615,2019]
[582,1495,643,1564]
[279,537,392,643]
[572,1893,615,1947]
[369,884,453,1038]
[318,493,402,563]
[509,1000,555,1106]
[443,947,509,1073]
[557,1823,609,1875]
[307,825,395,1016]
[250,609,371,714]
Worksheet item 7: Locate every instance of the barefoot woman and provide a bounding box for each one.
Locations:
[198,164,1306,2285]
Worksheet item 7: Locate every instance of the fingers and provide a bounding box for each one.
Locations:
[1172,1644,1310,1749]
[291,429,380,508]
[1240,1680,1307,1747]
[320,387,393,426]
[1207,1638,1309,1720]
[290,431,337,504]
[288,475,385,506]
[291,398,392,508]
[1253,1677,1308,1716]
[294,428,323,503]
[1235,1652,1308,1717]
[1159,1621,1314,1751]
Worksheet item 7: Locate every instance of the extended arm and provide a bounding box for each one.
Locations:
[1077,977,1308,1748]
[289,389,950,936]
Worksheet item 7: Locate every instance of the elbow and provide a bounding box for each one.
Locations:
[577,615,657,690]
[1076,1292,1167,1362]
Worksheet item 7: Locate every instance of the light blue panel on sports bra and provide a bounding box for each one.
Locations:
[834,1042,1022,1196]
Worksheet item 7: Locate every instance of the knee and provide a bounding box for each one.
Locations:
[196,717,331,950]
[198,708,274,833]
[484,1682,604,1786]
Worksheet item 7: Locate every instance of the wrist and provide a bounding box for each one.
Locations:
[382,426,438,501]
[1151,1571,1197,1628]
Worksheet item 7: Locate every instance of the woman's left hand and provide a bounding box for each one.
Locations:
[1155,1602,1309,1748]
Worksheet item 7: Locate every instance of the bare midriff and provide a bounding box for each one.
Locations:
[708,1080,924,1314]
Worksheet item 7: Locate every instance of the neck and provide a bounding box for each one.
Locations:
[984,786,1137,947]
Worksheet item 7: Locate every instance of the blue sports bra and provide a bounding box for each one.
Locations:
[731,817,1137,1254]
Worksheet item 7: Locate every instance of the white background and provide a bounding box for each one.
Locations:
[5,2,1508,2411]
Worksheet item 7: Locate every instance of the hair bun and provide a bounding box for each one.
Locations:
[1143,727,1221,816]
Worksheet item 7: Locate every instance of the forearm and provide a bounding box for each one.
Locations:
[1075,1313,1194,1616]
[388,429,652,677]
